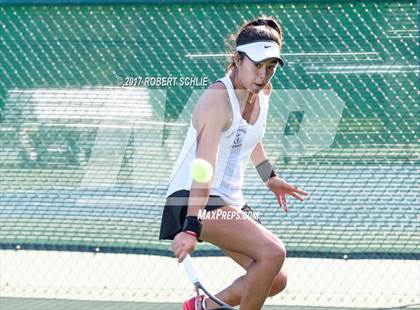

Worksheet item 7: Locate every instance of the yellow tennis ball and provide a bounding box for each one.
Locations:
[191,158,213,183]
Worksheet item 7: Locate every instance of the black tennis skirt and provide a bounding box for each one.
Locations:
[159,189,261,241]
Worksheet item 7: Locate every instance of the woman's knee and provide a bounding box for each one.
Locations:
[258,239,286,269]
[269,270,288,296]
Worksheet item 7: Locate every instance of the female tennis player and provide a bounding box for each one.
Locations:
[160,16,309,310]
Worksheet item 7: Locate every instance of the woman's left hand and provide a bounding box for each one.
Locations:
[266,176,309,212]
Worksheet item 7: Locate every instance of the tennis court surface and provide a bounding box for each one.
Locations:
[7,297,415,310]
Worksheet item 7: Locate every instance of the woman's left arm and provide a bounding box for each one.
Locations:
[251,142,309,212]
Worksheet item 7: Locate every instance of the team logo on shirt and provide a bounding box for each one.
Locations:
[232,126,247,148]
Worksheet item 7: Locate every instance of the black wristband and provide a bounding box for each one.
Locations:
[182,216,202,238]
[270,169,277,179]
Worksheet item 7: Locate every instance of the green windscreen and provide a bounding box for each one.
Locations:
[0,1,418,259]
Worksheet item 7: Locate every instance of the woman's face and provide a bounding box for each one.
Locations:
[237,54,279,94]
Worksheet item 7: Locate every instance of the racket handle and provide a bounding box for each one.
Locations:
[183,254,200,285]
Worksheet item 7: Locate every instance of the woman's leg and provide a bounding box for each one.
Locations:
[204,248,287,308]
[200,205,286,310]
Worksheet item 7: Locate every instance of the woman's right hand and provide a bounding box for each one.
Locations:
[172,232,197,263]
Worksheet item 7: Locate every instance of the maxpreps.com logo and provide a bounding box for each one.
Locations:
[232,127,247,148]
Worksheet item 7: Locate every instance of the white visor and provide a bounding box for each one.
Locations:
[236,40,284,66]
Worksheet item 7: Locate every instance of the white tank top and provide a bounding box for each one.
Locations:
[166,75,269,206]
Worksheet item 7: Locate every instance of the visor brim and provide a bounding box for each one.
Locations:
[236,40,284,67]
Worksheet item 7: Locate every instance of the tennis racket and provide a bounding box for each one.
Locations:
[183,254,235,310]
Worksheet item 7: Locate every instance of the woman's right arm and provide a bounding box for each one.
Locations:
[187,89,228,217]
[172,87,229,262]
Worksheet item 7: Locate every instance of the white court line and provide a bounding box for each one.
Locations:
[305,64,420,74]
[389,35,419,39]
[23,121,188,129]
[388,29,418,33]
[309,70,419,74]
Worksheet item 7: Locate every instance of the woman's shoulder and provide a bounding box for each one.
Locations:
[197,80,230,109]
[207,79,228,92]
[192,79,231,124]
